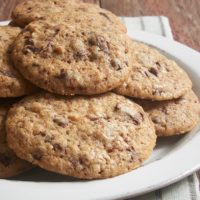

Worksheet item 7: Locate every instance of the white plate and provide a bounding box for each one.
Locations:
[1,21,200,200]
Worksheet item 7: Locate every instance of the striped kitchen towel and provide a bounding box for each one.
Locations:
[121,16,200,200]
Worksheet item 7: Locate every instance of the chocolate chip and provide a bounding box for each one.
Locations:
[70,159,79,167]
[53,25,61,34]
[144,71,150,78]
[53,116,68,127]
[111,59,122,70]
[0,154,12,167]
[152,88,164,96]
[89,51,98,61]
[97,36,109,53]
[88,117,100,121]
[126,146,135,152]
[32,149,43,161]
[38,17,45,20]
[115,104,143,125]
[89,35,109,53]
[124,60,129,67]
[6,47,12,54]
[41,43,52,58]
[22,49,29,55]
[29,46,40,53]
[39,131,46,137]
[131,112,144,125]
[55,72,66,79]
[151,116,161,124]
[88,37,96,46]
[129,151,138,162]
[55,69,67,79]
[161,107,168,114]
[25,38,34,46]
[148,67,158,76]
[22,45,40,55]
[156,61,170,71]
[32,63,40,67]
[78,157,89,165]
[53,143,63,152]
[44,135,55,143]
[78,158,84,165]
[99,12,111,22]
[155,61,161,67]
[107,147,115,153]
[0,69,15,78]
[73,50,88,61]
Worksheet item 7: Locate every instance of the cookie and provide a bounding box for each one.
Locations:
[11,0,126,32]
[0,100,32,178]
[6,92,156,179]
[12,19,129,95]
[0,26,37,97]
[114,40,192,100]
[11,0,80,27]
[134,90,200,136]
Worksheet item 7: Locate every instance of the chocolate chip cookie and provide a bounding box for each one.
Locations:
[0,26,37,97]
[6,92,156,179]
[115,40,192,100]
[134,90,200,136]
[0,100,32,178]
[12,20,129,95]
[11,0,80,27]
[11,0,126,33]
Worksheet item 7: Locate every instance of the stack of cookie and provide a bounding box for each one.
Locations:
[0,0,199,179]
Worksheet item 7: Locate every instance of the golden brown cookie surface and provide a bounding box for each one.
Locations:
[11,0,126,33]
[6,92,156,179]
[134,90,200,136]
[115,40,192,101]
[0,26,37,97]
[12,20,129,95]
[0,100,32,178]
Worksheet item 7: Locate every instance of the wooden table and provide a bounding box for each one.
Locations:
[1,0,200,186]
[1,0,200,51]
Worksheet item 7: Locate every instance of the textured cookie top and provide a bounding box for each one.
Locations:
[0,100,31,178]
[135,90,200,136]
[6,92,156,179]
[11,0,80,27]
[12,20,129,95]
[72,2,126,33]
[115,40,192,101]
[0,26,36,97]
[11,0,126,32]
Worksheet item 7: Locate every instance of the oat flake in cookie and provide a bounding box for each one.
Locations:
[0,100,32,178]
[6,92,156,179]
[12,20,129,95]
[115,40,192,101]
[135,90,200,136]
[0,26,36,97]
